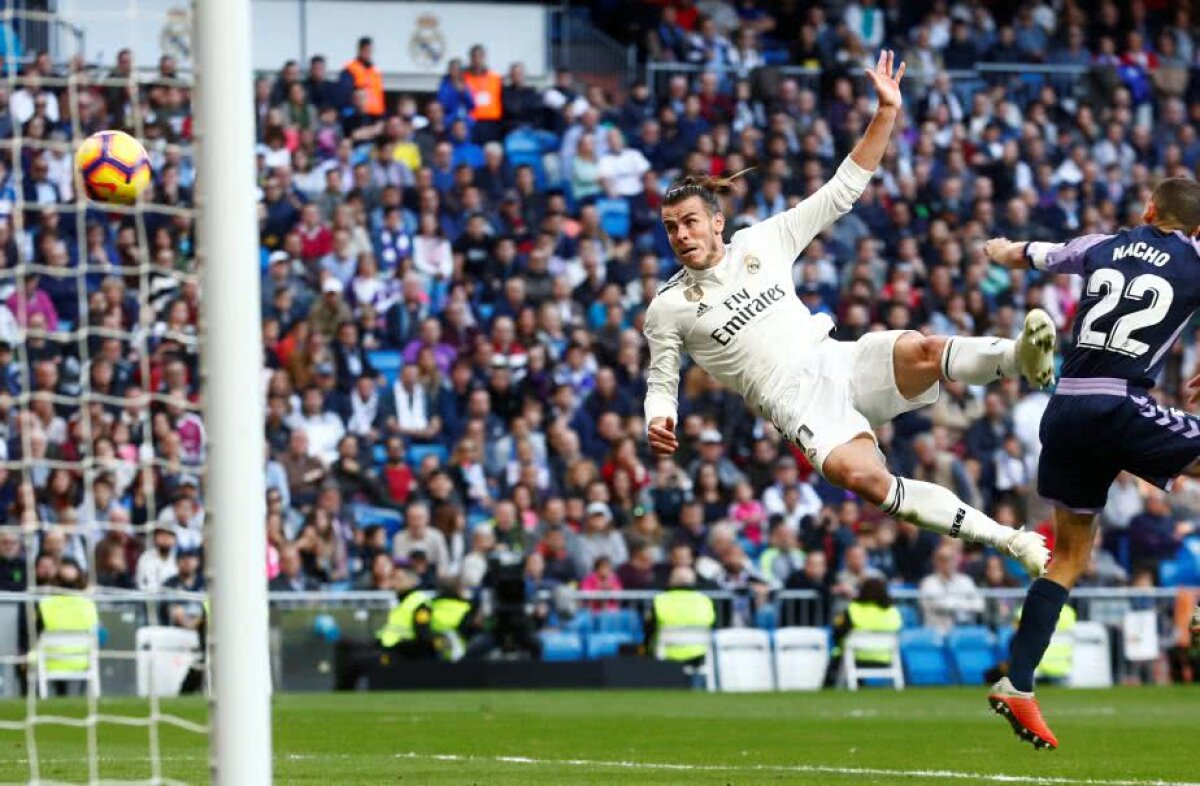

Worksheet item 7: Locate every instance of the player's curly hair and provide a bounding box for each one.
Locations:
[663,168,754,215]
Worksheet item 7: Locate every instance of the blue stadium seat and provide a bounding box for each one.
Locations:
[898,604,920,629]
[367,350,403,386]
[563,611,593,635]
[593,608,642,643]
[406,444,447,468]
[353,504,404,542]
[945,625,997,685]
[994,626,1015,665]
[1159,558,1185,587]
[754,605,778,632]
[371,443,386,466]
[899,628,954,686]
[584,631,632,659]
[596,197,631,239]
[540,631,584,662]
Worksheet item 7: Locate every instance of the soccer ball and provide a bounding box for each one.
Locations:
[75,130,152,205]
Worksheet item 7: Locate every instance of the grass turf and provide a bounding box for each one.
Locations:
[0,686,1196,784]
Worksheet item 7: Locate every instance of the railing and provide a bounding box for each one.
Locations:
[550,6,636,86]
[0,590,396,696]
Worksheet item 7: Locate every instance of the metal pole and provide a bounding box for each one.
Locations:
[194,0,272,779]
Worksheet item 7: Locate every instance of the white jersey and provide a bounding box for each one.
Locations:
[643,156,873,433]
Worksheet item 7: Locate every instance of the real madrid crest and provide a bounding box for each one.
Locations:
[684,285,705,302]
[410,13,447,68]
[160,7,192,63]
[744,254,761,274]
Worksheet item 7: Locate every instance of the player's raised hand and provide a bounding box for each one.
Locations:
[647,417,678,457]
[865,49,906,110]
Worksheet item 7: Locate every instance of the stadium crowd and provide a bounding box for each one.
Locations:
[0,0,1199,652]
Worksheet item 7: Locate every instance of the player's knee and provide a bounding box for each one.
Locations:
[839,467,891,506]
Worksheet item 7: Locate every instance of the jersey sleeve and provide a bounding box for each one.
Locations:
[746,156,874,262]
[643,300,683,425]
[1026,233,1113,275]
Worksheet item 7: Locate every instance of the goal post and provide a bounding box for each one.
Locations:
[193,0,274,781]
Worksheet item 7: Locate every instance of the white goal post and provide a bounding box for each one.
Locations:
[194,0,273,781]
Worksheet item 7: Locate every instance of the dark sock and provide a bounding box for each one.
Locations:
[1008,578,1070,692]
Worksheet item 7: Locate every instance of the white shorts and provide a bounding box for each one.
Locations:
[782,330,939,474]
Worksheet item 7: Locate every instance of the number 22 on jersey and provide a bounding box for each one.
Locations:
[1077,270,1174,358]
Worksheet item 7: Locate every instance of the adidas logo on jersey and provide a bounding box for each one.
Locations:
[697,303,711,317]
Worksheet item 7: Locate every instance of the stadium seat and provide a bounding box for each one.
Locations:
[995,626,1015,665]
[713,628,774,692]
[754,605,779,632]
[540,631,584,662]
[595,197,631,240]
[841,631,904,690]
[371,443,386,466]
[1068,621,1113,688]
[353,505,404,542]
[772,627,829,691]
[367,350,403,386]
[593,608,642,643]
[898,604,920,629]
[563,611,592,635]
[135,626,201,698]
[584,631,632,660]
[654,627,715,691]
[945,625,997,685]
[899,628,954,686]
[406,444,447,468]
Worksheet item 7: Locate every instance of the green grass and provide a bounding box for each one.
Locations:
[0,687,1197,784]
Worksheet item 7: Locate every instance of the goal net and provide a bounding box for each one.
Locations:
[0,1,270,783]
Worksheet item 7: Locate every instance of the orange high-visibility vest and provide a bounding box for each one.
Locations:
[344,59,385,116]
[463,69,502,121]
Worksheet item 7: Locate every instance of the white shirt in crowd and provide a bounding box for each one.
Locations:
[136,549,178,593]
[918,571,984,633]
[597,148,651,197]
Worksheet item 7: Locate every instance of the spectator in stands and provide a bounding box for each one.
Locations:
[340,37,384,116]
[919,543,985,632]
[160,547,206,628]
[136,525,177,593]
[571,501,628,579]
[462,44,503,142]
[1130,490,1193,571]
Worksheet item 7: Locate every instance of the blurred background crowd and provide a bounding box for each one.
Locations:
[1,0,1200,647]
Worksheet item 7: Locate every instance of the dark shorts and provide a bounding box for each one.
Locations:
[1038,381,1200,512]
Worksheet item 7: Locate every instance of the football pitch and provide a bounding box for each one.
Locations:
[0,687,1196,785]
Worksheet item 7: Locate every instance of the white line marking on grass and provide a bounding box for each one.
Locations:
[396,751,1200,786]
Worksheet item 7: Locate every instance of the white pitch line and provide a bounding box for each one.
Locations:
[395,751,1200,786]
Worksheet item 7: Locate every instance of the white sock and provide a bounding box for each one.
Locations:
[880,476,1015,549]
[940,336,1017,385]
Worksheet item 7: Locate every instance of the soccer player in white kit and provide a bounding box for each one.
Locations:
[643,52,1052,576]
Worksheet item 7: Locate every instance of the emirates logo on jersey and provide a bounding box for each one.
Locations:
[710,285,787,346]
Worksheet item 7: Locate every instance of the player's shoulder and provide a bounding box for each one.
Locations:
[655,268,687,297]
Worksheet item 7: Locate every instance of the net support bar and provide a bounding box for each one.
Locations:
[194,0,273,779]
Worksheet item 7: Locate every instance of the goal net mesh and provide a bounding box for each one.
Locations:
[0,4,212,784]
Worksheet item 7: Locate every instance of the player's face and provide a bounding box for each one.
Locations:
[661,196,725,269]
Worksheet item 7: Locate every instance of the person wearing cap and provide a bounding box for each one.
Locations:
[135,525,178,593]
[571,501,629,579]
[307,275,352,339]
[160,546,206,630]
[646,566,715,664]
[688,427,747,491]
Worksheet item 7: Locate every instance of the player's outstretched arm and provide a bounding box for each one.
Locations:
[985,233,1108,275]
[643,300,683,457]
[756,51,902,262]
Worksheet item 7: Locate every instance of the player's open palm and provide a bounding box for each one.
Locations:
[866,50,905,109]
[647,417,678,457]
